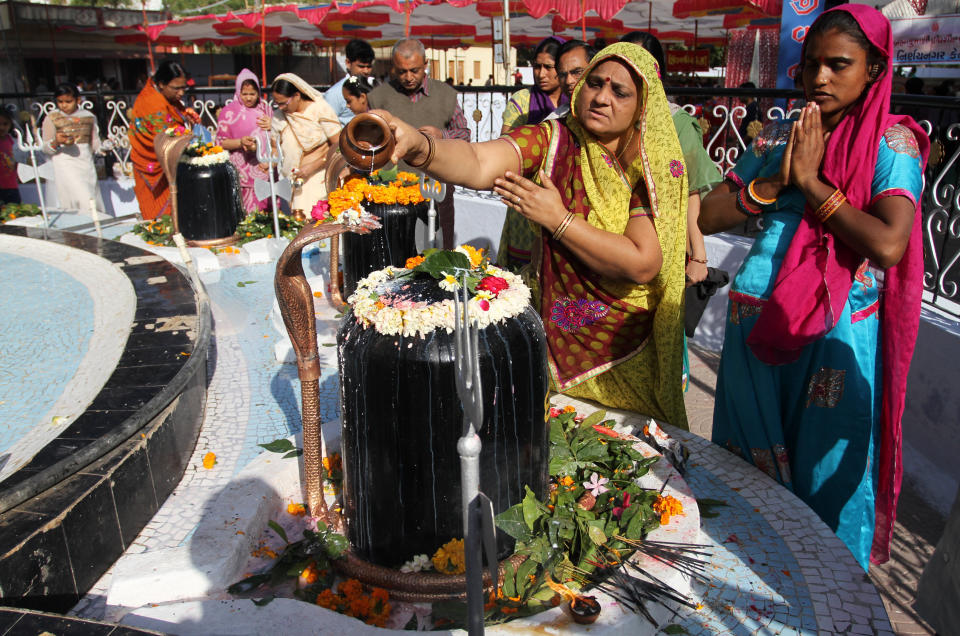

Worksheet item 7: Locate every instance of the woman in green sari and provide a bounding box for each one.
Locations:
[374,43,689,428]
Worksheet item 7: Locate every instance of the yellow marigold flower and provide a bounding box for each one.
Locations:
[406,255,425,269]
[432,538,466,574]
[560,475,574,487]
[563,405,576,413]
[313,290,323,298]
[287,502,306,516]
[202,452,216,469]
[322,452,341,473]
[653,494,684,525]
[459,244,485,268]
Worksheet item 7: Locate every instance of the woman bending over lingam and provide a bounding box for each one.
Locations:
[699,5,927,570]
[375,43,689,429]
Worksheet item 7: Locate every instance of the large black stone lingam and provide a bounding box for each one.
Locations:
[338,276,549,567]
[341,202,428,298]
[175,161,243,242]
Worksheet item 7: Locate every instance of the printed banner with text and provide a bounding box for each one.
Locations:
[892,14,960,65]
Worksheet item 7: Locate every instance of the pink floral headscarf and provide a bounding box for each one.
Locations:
[746,4,930,565]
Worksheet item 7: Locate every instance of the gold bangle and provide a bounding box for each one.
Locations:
[747,179,777,206]
[815,188,846,223]
[552,211,576,241]
[408,130,436,169]
[688,257,707,264]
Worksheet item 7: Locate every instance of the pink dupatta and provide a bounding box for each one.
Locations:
[216,69,271,209]
[746,4,929,564]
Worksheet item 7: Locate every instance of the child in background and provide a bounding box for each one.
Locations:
[41,83,106,215]
[342,75,378,116]
[0,109,20,205]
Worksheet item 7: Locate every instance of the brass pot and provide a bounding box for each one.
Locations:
[339,112,395,173]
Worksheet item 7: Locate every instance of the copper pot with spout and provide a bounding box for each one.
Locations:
[338,112,395,173]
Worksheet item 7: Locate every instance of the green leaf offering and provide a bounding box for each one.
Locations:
[258,439,296,454]
[268,520,289,544]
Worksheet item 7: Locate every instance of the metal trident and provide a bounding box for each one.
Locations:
[453,276,499,636]
[254,131,285,239]
[13,119,49,226]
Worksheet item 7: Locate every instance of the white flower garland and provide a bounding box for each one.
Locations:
[347,264,531,338]
[181,150,230,166]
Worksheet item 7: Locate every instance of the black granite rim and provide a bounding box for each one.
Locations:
[0,225,211,513]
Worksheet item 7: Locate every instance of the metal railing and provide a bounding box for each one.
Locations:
[3,86,958,318]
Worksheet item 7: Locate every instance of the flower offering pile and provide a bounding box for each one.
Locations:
[346,245,530,337]
[311,169,424,227]
[229,407,706,630]
[181,140,229,166]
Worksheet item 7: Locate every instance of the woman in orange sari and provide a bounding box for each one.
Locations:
[129,61,196,220]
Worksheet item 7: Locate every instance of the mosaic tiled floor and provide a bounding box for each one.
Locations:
[20,232,891,633]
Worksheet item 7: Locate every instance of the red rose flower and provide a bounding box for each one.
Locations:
[477,276,509,297]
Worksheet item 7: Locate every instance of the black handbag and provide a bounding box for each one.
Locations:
[685,267,730,337]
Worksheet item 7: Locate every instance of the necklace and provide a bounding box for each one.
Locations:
[615,127,637,164]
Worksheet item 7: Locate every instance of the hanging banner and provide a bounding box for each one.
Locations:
[775,0,824,89]
[667,48,711,73]
[892,15,960,65]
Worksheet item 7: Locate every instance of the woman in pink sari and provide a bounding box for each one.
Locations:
[700,5,928,570]
[216,69,271,214]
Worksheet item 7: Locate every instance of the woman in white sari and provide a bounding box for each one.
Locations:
[41,83,106,216]
[269,73,342,213]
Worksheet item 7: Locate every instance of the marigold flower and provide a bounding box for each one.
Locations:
[563,405,576,413]
[560,475,574,487]
[316,588,338,609]
[202,452,216,469]
[371,587,390,604]
[287,502,306,516]
[405,254,425,269]
[432,538,466,574]
[338,578,364,599]
[653,494,684,525]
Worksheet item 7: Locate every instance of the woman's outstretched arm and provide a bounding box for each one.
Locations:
[375,109,519,191]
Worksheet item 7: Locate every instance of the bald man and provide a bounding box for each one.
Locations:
[368,38,470,249]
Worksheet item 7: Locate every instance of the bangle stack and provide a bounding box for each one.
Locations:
[815,188,846,223]
[553,211,576,241]
[747,179,777,208]
[408,130,436,169]
[736,188,761,216]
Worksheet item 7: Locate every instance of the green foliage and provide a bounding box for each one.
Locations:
[257,438,297,454]
[0,203,42,224]
[130,210,306,250]
[491,407,663,621]
[227,522,346,599]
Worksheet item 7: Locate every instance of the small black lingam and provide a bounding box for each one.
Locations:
[337,255,549,567]
[341,201,428,298]
[175,156,243,245]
